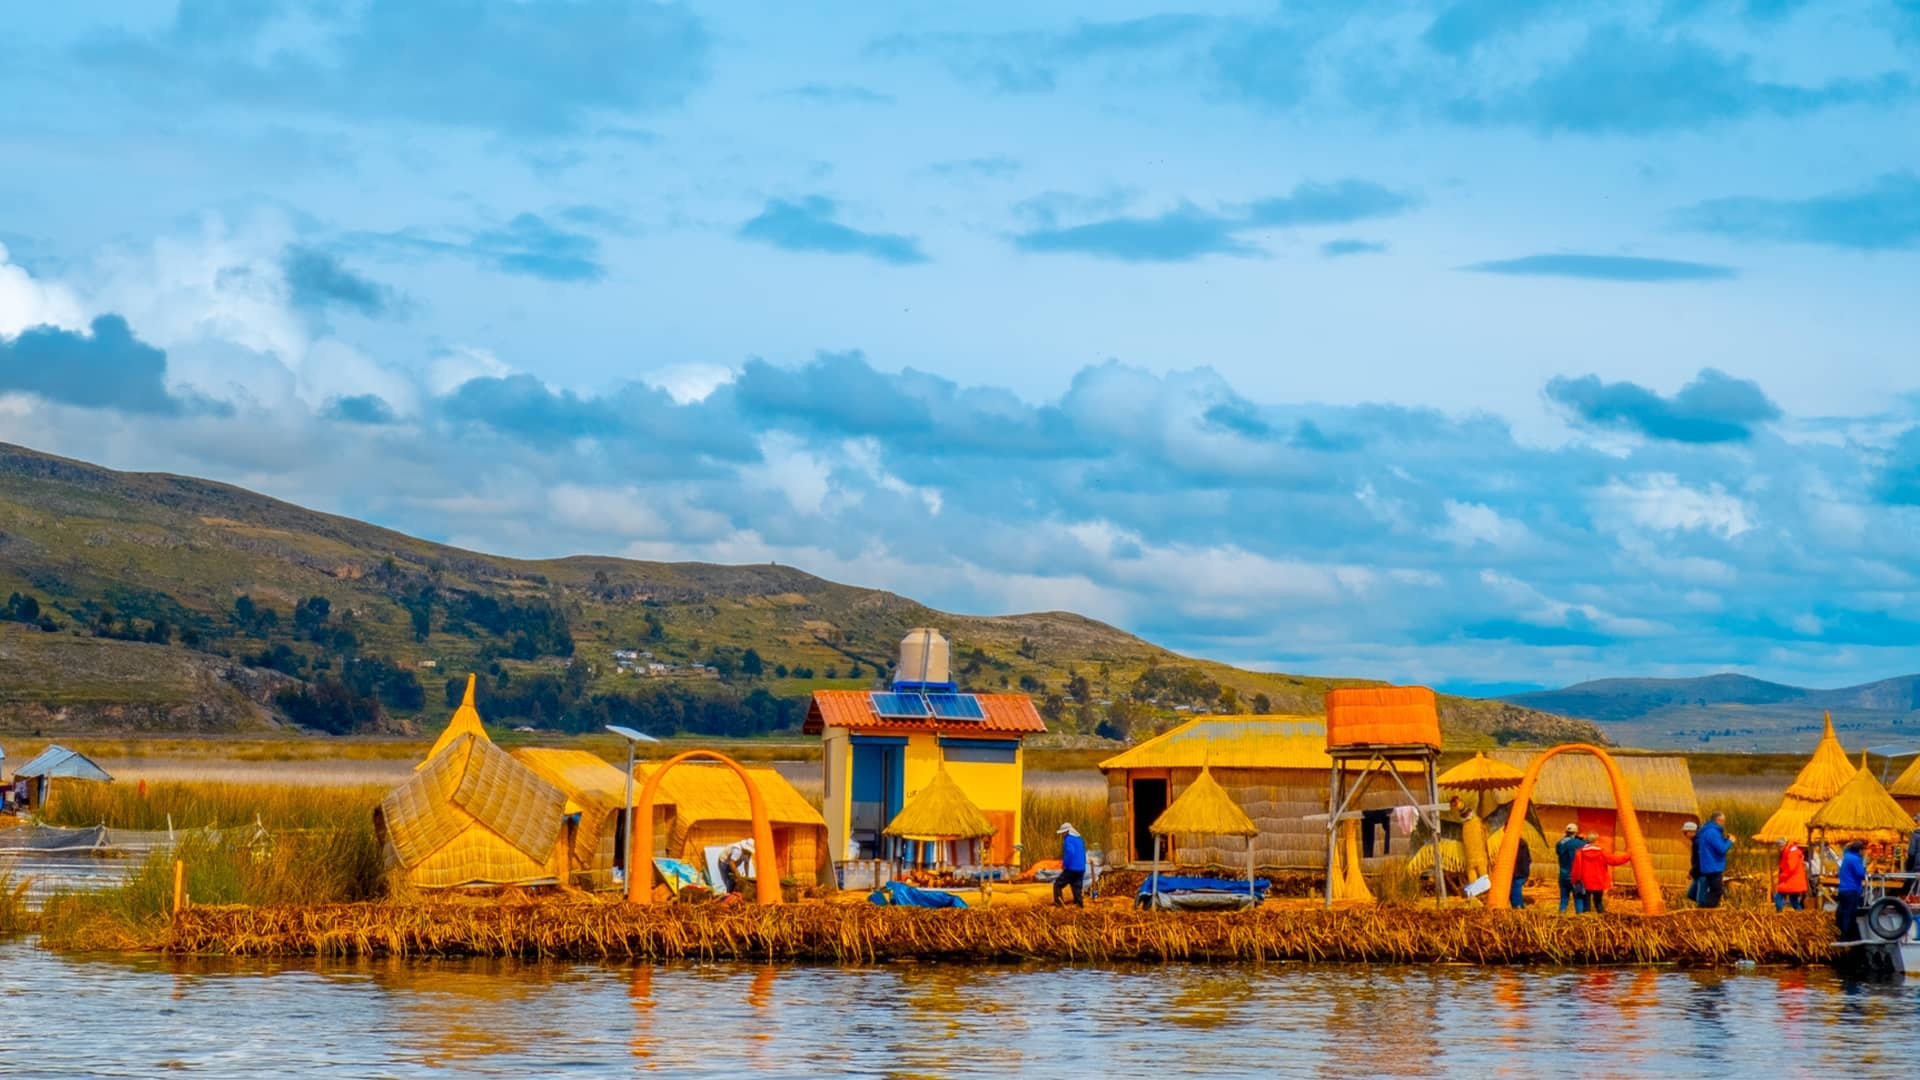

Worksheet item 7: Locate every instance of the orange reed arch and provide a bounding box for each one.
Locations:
[628,749,781,905]
[1488,743,1665,915]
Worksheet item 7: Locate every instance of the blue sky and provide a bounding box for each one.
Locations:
[2,1,1919,694]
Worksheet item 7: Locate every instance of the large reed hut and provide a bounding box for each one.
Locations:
[1889,755,1920,817]
[375,733,568,889]
[1491,751,1700,889]
[1100,716,1422,872]
[511,748,660,891]
[634,762,831,885]
[1807,753,1917,845]
[1755,713,1856,843]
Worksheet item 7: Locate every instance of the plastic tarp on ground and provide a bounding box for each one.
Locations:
[869,881,970,908]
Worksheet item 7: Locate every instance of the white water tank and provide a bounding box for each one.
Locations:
[896,627,951,686]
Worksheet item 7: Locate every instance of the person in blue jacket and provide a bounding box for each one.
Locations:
[1055,822,1087,907]
[1834,839,1868,942]
[1694,812,1734,908]
[1554,823,1585,912]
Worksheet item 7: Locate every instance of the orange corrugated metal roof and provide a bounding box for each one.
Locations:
[1098,715,1426,772]
[803,690,1046,735]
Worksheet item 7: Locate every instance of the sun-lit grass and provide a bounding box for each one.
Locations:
[41,779,387,832]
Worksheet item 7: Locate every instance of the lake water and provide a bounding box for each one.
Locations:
[4,942,1918,1078]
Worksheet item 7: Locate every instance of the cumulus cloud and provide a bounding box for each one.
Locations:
[1545,369,1780,442]
[283,247,399,317]
[0,315,196,414]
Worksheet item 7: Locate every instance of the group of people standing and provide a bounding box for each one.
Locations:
[1552,823,1631,913]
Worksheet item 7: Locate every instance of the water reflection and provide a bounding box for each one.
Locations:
[4,942,1918,1079]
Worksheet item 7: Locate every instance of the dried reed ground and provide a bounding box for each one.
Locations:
[166,903,1833,966]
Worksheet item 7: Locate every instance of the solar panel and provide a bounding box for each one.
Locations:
[870,692,930,718]
[925,693,986,720]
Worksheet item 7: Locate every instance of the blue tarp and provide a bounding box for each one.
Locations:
[868,882,970,908]
[1137,875,1271,899]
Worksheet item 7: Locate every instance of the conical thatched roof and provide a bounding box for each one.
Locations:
[421,674,488,770]
[1890,755,1920,802]
[1807,753,1917,842]
[1150,767,1256,838]
[884,767,995,840]
[1755,712,1855,842]
[1438,751,1525,792]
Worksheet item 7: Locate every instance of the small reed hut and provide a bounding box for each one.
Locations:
[10,745,113,811]
[375,733,569,889]
[1807,753,1918,847]
[884,766,997,869]
[511,747,658,891]
[1755,713,1856,843]
[1888,755,1920,817]
[634,762,832,885]
[1100,716,1422,872]
[1491,751,1700,889]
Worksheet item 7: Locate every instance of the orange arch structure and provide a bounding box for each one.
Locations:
[627,749,781,906]
[1488,743,1665,915]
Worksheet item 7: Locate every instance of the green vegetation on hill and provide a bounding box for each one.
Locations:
[0,442,1600,746]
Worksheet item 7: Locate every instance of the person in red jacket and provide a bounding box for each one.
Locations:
[1774,837,1809,911]
[1572,832,1631,914]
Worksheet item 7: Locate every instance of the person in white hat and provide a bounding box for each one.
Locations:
[1681,821,1701,904]
[1054,823,1086,908]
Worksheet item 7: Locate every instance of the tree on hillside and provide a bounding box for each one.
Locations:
[741,648,764,678]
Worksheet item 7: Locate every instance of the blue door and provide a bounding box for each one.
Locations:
[849,739,906,859]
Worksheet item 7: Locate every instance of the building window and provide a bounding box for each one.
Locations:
[942,741,1018,765]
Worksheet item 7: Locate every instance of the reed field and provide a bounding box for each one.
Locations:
[163,902,1834,966]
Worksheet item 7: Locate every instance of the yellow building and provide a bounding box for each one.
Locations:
[805,628,1045,866]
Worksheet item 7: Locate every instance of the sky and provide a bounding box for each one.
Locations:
[2,1,1918,696]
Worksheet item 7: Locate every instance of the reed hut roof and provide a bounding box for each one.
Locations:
[421,674,488,770]
[1784,713,1855,801]
[1100,716,1425,773]
[377,733,566,888]
[1490,752,1698,817]
[633,763,826,829]
[1438,752,1525,792]
[1807,754,1917,841]
[1891,754,1920,800]
[884,768,995,840]
[1150,767,1257,837]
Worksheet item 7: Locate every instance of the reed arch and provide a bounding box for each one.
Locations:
[1488,743,1665,915]
[628,749,781,905]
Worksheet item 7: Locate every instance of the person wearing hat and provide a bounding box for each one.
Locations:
[1773,836,1809,911]
[1554,823,1585,913]
[1681,821,1701,904]
[1054,822,1087,907]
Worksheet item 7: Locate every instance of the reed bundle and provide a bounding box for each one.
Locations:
[165,903,1833,967]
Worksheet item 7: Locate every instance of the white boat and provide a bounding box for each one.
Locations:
[1832,875,1920,977]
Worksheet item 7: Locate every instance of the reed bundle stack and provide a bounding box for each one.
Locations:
[164,903,1832,966]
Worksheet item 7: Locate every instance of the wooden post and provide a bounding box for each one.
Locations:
[171,859,186,916]
[1151,833,1161,908]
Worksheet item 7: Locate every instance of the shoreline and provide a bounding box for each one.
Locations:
[151,904,1834,967]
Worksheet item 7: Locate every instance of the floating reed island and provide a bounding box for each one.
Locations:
[163,903,1834,967]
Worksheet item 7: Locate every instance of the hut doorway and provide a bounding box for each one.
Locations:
[1132,776,1169,863]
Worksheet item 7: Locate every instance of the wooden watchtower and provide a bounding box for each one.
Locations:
[1321,686,1447,907]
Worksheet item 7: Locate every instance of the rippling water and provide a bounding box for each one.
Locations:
[3,941,1916,1078]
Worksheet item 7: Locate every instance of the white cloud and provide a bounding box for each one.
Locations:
[0,245,87,337]
[1438,499,1532,549]
[1595,473,1753,538]
[643,362,736,404]
[428,347,511,395]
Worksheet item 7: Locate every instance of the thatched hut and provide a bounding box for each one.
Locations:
[1490,751,1700,888]
[1808,754,1917,846]
[511,747,663,891]
[634,762,832,885]
[1755,713,1856,843]
[1100,716,1422,872]
[374,733,568,889]
[1889,755,1920,817]
[884,766,996,868]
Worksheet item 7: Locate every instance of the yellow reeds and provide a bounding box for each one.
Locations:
[159,903,1833,966]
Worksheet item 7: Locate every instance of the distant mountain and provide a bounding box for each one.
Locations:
[1503,674,1920,752]
[0,442,1598,746]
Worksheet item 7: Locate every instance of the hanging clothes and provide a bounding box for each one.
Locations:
[1360,809,1393,858]
[1392,804,1420,836]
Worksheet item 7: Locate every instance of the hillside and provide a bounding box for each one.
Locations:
[1505,675,1920,752]
[0,442,1600,746]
